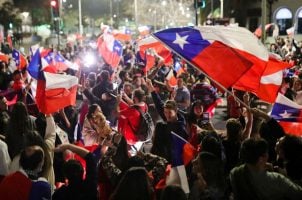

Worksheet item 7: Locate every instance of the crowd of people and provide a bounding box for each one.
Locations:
[0,31,302,200]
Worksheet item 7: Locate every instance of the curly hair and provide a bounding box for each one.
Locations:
[93,111,112,143]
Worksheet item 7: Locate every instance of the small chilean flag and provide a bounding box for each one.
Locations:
[27,49,78,114]
[12,49,28,70]
[97,32,123,68]
[271,93,302,136]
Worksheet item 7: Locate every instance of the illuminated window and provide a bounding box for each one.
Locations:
[275,8,293,35]
[296,8,302,34]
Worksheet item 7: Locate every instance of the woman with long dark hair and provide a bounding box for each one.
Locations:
[6,102,36,159]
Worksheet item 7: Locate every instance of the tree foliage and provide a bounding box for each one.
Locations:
[13,0,51,26]
[0,2,22,31]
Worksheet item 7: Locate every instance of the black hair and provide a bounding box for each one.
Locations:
[188,100,204,124]
[198,151,226,190]
[20,145,44,171]
[240,138,268,165]
[100,70,110,82]
[63,159,84,183]
[87,104,100,119]
[202,132,224,160]
[133,88,145,102]
[226,118,243,141]
[160,185,186,200]
[110,167,153,200]
[119,70,127,80]
[12,69,21,76]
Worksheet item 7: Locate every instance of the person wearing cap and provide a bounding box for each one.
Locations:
[146,79,188,163]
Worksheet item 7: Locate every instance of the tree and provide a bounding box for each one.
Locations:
[13,0,51,26]
[0,2,22,32]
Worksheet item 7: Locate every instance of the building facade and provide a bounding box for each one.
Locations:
[225,0,302,36]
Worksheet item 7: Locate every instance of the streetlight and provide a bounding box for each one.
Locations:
[161,1,167,28]
[78,0,83,36]
[110,0,113,26]
[220,0,224,18]
[261,0,267,43]
[134,0,138,30]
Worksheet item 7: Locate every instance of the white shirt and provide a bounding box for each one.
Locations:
[0,139,11,176]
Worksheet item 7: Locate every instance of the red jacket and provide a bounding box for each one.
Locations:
[118,101,147,145]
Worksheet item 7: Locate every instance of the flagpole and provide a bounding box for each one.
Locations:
[261,0,267,43]
[150,33,249,108]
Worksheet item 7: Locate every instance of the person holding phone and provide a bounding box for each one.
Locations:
[187,100,215,148]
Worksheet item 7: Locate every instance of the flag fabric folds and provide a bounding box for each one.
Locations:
[256,54,291,102]
[137,36,172,71]
[271,93,302,136]
[165,132,197,193]
[27,49,78,114]
[0,52,9,63]
[113,28,132,41]
[138,26,150,37]
[39,49,78,72]
[97,32,123,68]
[234,53,292,103]
[171,131,197,167]
[153,26,268,89]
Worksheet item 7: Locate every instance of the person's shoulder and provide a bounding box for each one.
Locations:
[0,139,8,147]
[53,184,68,196]
[230,164,245,175]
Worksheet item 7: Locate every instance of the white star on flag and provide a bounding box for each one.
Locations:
[173,33,189,49]
[279,110,292,118]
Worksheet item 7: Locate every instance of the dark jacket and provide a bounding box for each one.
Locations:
[150,91,188,163]
[52,153,97,200]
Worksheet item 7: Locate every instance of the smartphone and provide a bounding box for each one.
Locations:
[200,112,210,125]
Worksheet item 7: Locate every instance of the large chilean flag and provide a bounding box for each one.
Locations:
[152,26,269,89]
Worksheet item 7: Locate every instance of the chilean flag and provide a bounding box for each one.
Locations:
[256,54,292,102]
[27,49,78,114]
[137,36,172,71]
[234,53,292,103]
[97,32,123,68]
[113,28,132,41]
[138,26,150,37]
[40,49,78,72]
[165,61,185,87]
[12,49,27,70]
[0,52,9,63]
[153,26,269,89]
[271,93,302,136]
[166,132,197,193]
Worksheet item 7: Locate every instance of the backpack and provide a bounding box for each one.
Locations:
[130,105,154,142]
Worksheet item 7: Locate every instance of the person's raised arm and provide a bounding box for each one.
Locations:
[146,78,166,120]
[54,143,89,159]
[165,79,174,92]
[241,93,253,140]
[54,143,97,185]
